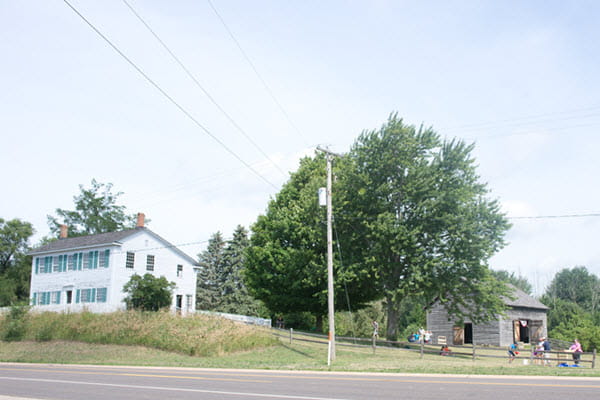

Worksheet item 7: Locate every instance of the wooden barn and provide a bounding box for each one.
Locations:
[426,287,548,347]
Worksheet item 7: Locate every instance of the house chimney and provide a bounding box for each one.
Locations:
[136,213,145,228]
[59,224,68,239]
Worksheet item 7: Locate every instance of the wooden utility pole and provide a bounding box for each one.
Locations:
[316,146,340,365]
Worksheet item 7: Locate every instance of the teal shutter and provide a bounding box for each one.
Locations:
[35,258,39,274]
[55,291,61,304]
[76,289,80,303]
[91,288,96,302]
[104,249,110,268]
[32,293,37,305]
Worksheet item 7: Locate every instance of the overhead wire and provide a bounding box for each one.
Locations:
[62,0,279,190]
[206,0,310,147]
[121,0,287,177]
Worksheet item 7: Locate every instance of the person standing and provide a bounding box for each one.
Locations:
[541,337,551,365]
[569,339,583,365]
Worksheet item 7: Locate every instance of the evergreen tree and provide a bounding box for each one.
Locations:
[217,225,264,316]
[196,232,226,311]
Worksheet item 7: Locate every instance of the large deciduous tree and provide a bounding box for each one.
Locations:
[337,115,512,339]
[542,266,600,313]
[47,179,137,237]
[0,218,34,305]
[245,155,378,329]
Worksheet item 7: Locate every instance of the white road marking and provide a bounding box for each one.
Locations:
[0,376,351,400]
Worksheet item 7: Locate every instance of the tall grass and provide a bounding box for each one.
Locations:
[0,310,277,357]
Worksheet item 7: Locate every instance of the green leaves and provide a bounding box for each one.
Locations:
[122,273,176,311]
[47,179,137,238]
[246,114,510,338]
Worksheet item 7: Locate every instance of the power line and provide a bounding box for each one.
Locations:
[206,0,309,147]
[508,213,600,220]
[121,0,287,177]
[443,105,600,134]
[62,0,279,190]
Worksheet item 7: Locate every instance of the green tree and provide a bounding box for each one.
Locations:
[0,218,34,274]
[245,155,378,330]
[196,232,226,311]
[543,266,600,313]
[47,179,137,238]
[217,225,265,316]
[336,114,512,339]
[0,218,34,306]
[491,269,533,295]
[122,273,175,311]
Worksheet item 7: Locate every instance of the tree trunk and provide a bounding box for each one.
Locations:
[385,295,400,341]
[315,314,324,333]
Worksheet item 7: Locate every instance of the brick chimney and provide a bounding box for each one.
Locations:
[59,224,68,239]
[136,213,145,228]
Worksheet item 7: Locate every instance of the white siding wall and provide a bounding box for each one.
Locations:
[110,231,197,315]
[30,230,198,315]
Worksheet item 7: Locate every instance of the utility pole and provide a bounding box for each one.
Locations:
[316,146,340,365]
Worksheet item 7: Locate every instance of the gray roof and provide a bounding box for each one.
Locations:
[504,286,549,310]
[29,227,199,266]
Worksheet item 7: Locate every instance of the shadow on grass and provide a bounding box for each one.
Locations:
[280,343,318,359]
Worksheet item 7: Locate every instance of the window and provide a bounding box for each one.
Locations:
[71,252,83,271]
[99,249,110,268]
[126,252,135,269]
[58,255,68,272]
[50,291,60,304]
[186,294,193,310]
[146,255,155,271]
[79,288,96,303]
[37,291,51,305]
[96,288,107,303]
[177,264,183,277]
[52,256,59,272]
[44,256,52,273]
[86,251,99,269]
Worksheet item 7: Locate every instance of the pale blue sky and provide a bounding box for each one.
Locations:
[2,1,600,295]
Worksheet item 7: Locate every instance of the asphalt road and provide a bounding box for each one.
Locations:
[1,363,600,400]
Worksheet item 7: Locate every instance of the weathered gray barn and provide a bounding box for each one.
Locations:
[426,287,548,347]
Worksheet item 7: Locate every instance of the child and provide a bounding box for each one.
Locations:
[508,341,518,363]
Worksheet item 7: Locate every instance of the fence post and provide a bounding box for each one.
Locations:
[593,349,596,369]
[472,342,476,361]
[289,328,293,344]
[420,339,424,359]
[529,345,534,365]
[372,335,376,354]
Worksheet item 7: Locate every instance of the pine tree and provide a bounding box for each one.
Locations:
[217,225,264,316]
[196,232,226,311]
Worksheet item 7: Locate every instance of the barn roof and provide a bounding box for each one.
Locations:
[505,286,549,310]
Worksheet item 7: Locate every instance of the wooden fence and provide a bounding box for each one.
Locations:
[273,328,596,369]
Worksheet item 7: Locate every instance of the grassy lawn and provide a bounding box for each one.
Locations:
[1,332,598,377]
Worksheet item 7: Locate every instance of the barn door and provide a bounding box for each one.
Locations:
[513,320,521,342]
[453,326,464,345]
[530,320,543,342]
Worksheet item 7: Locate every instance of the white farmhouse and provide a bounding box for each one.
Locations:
[28,214,199,315]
